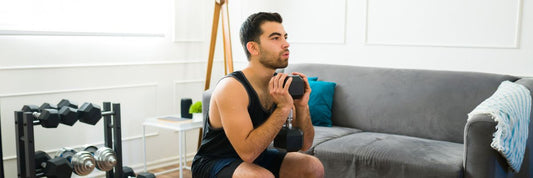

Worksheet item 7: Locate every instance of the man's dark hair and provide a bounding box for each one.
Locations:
[239,12,283,60]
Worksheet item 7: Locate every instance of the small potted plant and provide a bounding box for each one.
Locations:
[189,101,202,121]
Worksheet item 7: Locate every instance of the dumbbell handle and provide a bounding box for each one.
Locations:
[286,109,293,129]
[35,164,47,177]
[31,112,44,125]
[102,111,114,116]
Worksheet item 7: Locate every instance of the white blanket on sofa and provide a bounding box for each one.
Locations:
[468,80,531,172]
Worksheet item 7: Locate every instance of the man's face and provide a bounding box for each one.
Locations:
[256,21,290,69]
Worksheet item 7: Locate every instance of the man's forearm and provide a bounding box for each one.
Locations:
[294,105,314,151]
[240,106,291,162]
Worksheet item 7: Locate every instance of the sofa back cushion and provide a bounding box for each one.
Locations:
[284,63,519,143]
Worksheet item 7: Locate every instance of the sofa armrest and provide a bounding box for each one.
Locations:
[513,78,533,178]
[464,114,511,178]
[464,78,533,178]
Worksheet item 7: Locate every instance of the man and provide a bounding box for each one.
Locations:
[192,12,324,178]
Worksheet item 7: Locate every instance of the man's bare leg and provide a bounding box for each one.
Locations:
[233,162,275,178]
[279,152,324,178]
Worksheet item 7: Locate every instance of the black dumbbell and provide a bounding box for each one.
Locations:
[273,73,305,99]
[137,172,156,178]
[274,109,303,152]
[56,99,102,126]
[39,102,58,111]
[21,105,60,128]
[55,99,80,126]
[35,150,73,178]
[123,166,136,178]
[55,147,96,176]
[78,102,102,125]
[57,99,78,109]
[84,145,117,171]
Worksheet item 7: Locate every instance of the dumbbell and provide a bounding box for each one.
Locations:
[137,172,156,178]
[273,73,305,99]
[21,105,60,128]
[121,166,155,178]
[123,166,136,178]
[55,99,79,126]
[56,99,102,125]
[274,109,303,152]
[55,147,96,176]
[36,101,78,126]
[35,151,73,178]
[83,145,117,171]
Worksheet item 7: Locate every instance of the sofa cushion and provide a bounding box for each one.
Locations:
[314,132,464,178]
[304,126,361,154]
[284,63,519,143]
[309,80,336,127]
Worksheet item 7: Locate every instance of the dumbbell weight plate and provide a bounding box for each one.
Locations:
[71,151,96,176]
[95,147,117,171]
[84,146,117,171]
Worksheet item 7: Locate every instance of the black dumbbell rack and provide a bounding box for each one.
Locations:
[15,102,125,178]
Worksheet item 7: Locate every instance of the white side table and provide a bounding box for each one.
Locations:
[142,115,203,178]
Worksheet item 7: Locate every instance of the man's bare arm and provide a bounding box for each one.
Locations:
[214,75,293,163]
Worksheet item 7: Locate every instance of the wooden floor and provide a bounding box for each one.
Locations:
[148,161,193,178]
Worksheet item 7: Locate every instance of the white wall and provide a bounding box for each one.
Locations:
[229,0,533,77]
[0,0,227,177]
[1,0,532,177]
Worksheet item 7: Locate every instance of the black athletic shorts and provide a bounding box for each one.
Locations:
[192,148,287,178]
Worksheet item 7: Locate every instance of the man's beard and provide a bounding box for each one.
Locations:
[259,49,289,69]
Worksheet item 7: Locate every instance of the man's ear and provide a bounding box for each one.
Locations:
[246,41,259,56]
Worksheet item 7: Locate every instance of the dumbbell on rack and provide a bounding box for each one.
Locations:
[21,105,60,128]
[55,147,96,176]
[84,146,117,171]
[34,151,72,178]
[41,99,103,126]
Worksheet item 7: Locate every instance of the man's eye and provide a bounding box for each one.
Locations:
[272,37,279,40]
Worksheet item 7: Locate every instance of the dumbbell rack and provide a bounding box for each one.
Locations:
[15,102,125,178]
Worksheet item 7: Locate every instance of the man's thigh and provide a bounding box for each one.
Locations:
[279,152,324,178]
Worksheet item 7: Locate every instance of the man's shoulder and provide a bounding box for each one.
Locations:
[213,77,247,97]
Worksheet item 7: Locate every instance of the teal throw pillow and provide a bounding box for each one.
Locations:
[308,80,336,127]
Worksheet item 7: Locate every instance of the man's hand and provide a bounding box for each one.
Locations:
[269,73,294,111]
[291,72,312,108]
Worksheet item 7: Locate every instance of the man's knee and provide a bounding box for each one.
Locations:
[302,155,324,177]
[234,162,275,178]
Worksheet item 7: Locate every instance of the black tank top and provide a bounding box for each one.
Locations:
[194,71,274,160]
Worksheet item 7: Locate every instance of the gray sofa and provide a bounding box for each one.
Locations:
[202,63,533,178]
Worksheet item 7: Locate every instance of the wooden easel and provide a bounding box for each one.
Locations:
[199,0,234,148]
[204,0,234,90]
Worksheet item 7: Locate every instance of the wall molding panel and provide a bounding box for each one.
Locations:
[0,83,158,98]
[0,60,215,71]
[241,0,347,44]
[0,30,165,37]
[364,0,523,48]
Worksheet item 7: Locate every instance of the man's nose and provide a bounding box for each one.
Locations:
[282,38,290,49]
